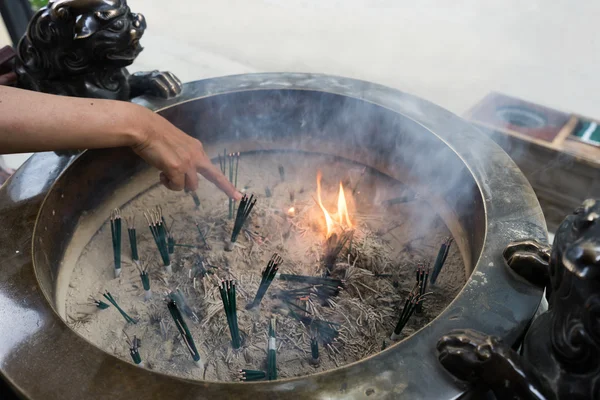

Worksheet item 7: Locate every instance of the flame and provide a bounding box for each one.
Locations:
[316,171,353,238]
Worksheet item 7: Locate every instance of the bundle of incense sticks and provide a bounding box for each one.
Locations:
[226,194,257,251]
[125,216,139,265]
[136,262,151,301]
[415,263,429,314]
[144,207,171,273]
[126,334,142,366]
[110,209,122,278]
[238,369,266,382]
[310,336,320,366]
[103,292,136,324]
[247,254,283,309]
[390,287,431,341]
[218,280,241,348]
[167,299,202,364]
[267,318,277,380]
[430,237,453,284]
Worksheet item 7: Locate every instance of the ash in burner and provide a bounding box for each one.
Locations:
[65,151,466,382]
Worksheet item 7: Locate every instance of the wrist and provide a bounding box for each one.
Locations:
[121,102,154,149]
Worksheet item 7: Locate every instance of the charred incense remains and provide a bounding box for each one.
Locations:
[126,333,142,365]
[135,262,151,301]
[195,223,209,249]
[247,254,283,309]
[267,318,277,381]
[430,237,454,284]
[110,209,122,278]
[125,216,139,265]
[218,279,241,349]
[167,299,202,364]
[226,194,257,251]
[238,369,266,382]
[144,207,171,273]
[323,230,354,275]
[103,292,136,324]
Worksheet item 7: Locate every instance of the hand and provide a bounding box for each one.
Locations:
[130,106,241,200]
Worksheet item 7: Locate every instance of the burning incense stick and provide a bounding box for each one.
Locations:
[415,263,430,314]
[189,191,201,208]
[310,335,320,366]
[103,292,136,324]
[144,207,171,273]
[226,194,257,251]
[167,299,202,364]
[110,209,122,278]
[247,254,283,309]
[135,262,151,301]
[430,237,454,285]
[125,216,139,265]
[238,369,266,382]
[390,288,431,341]
[218,280,241,349]
[267,318,277,380]
[126,334,142,366]
[169,289,199,322]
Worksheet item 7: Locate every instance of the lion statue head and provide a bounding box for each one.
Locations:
[16,0,147,97]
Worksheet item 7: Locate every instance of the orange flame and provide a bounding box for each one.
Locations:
[316,171,353,238]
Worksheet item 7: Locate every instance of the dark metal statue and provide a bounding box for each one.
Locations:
[437,199,600,399]
[15,0,182,100]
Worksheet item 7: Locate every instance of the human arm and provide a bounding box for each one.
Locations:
[0,86,241,199]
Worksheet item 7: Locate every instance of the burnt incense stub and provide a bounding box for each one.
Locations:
[15,0,182,100]
[437,199,600,400]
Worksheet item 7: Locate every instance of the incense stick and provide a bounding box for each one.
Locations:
[390,288,431,341]
[126,333,143,366]
[247,254,283,309]
[310,335,320,366]
[238,369,266,382]
[110,209,122,278]
[226,194,257,250]
[125,216,139,264]
[144,207,171,273]
[103,291,136,324]
[167,299,202,364]
[218,280,241,349]
[430,237,453,284]
[267,318,277,380]
[135,262,152,301]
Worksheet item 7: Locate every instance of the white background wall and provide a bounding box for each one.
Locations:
[2,0,599,169]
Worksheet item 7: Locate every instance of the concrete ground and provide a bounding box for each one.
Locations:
[1,0,600,168]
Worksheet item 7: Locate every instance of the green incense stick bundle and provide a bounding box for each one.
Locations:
[218,280,241,348]
[267,318,277,380]
[103,291,136,324]
[110,209,122,278]
[167,299,202,364]
[247,254,282,309]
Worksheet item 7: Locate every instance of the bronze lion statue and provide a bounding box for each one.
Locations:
[15,0,182,100]
[437,199,600,399]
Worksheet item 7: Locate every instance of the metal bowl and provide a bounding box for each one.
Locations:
[0,73,546,399]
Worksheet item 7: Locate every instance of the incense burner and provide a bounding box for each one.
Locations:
[0,73,546,399]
